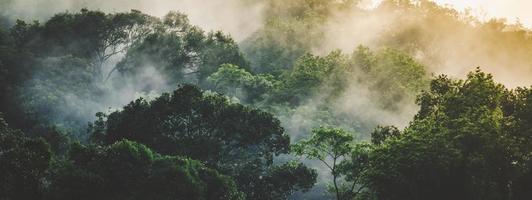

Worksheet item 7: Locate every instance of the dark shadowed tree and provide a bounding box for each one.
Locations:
[47,140,244,200]
[0,114,51,200]
[89,85,316,199]
[370,125,400,145]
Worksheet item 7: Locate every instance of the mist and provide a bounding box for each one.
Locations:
[316,1,532,88]
[0,0,265,40]
[4,0,532,87]
[3,1,532,199]
[240,0,532,146]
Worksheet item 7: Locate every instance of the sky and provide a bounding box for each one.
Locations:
[425,0,532,27]
[365,0,532,28]
[3,0,532,36]
[0,0,265,40]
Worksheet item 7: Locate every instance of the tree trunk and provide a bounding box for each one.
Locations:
[333,157,341,200]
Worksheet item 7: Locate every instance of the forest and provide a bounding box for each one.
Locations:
[1,0,532,199]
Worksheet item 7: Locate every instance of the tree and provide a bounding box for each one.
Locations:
[370,125,400,145]
[0,114,51,200]
[337,143,372,200]
[347,46,429,111]
[0,9,253,137]
[208,64,276,102]
[14,56,97,138]
[208,64,254,98]
[256,161,318,200]
[101,10,159,81]
[47,140,244,200]
[39,9,156,80]
[271,52,345,105]
[116,13,248,86]
[8,9,157,81]
[293,127,368,200]
[0,9,160,135]
[266,47,428,110]
[365,69,527,200]
[504,87,532,199]
[89,85,316,199]
[240,0,359,74]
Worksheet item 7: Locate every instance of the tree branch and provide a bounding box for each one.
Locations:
[317,157,333,171]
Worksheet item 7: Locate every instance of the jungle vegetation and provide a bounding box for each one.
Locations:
[1,0,532,199]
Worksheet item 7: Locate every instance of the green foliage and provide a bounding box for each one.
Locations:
[0,9,251,138]
[208,64,276,102]
[14,56,97,136]
[117,12,248,86]
[0,111,242,200]
[257,47,428,139]
[47,140,244,200]
[337,143,372,200]
[0,114,51,200]
[293,127,354,161]
[365,69,532,200]
[267,47,428,109]
[89,84,315,199]
[359,47,428,110]
[254,161,318,200]
[241,0,359,74]
[272,52,343,105]
[208,64,255,97]
[294,127,369,200]
[12,9,157,79]
[31,125,72,156]
[367,127,465,200]
[370,125,400,145]
[0,9,157,134]
[4,2,532,199]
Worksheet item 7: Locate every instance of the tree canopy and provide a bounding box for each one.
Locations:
[362,69,532,200]
[2,1,532,199]
[48,140,244,200]
[89,84,316,199]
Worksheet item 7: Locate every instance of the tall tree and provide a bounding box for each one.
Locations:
[293,127,369,200]
[116,12,248,86]
[89,85,316,199]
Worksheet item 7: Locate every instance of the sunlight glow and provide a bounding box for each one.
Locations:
[431,0,532,27]
[373,0,532,28]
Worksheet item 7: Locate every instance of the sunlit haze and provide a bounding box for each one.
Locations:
[424,0,532,27]
[3,1,532,200]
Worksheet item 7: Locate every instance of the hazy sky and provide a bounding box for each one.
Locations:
[430,0,532,27]
[365,0,532,28]
[3,0,531,36]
